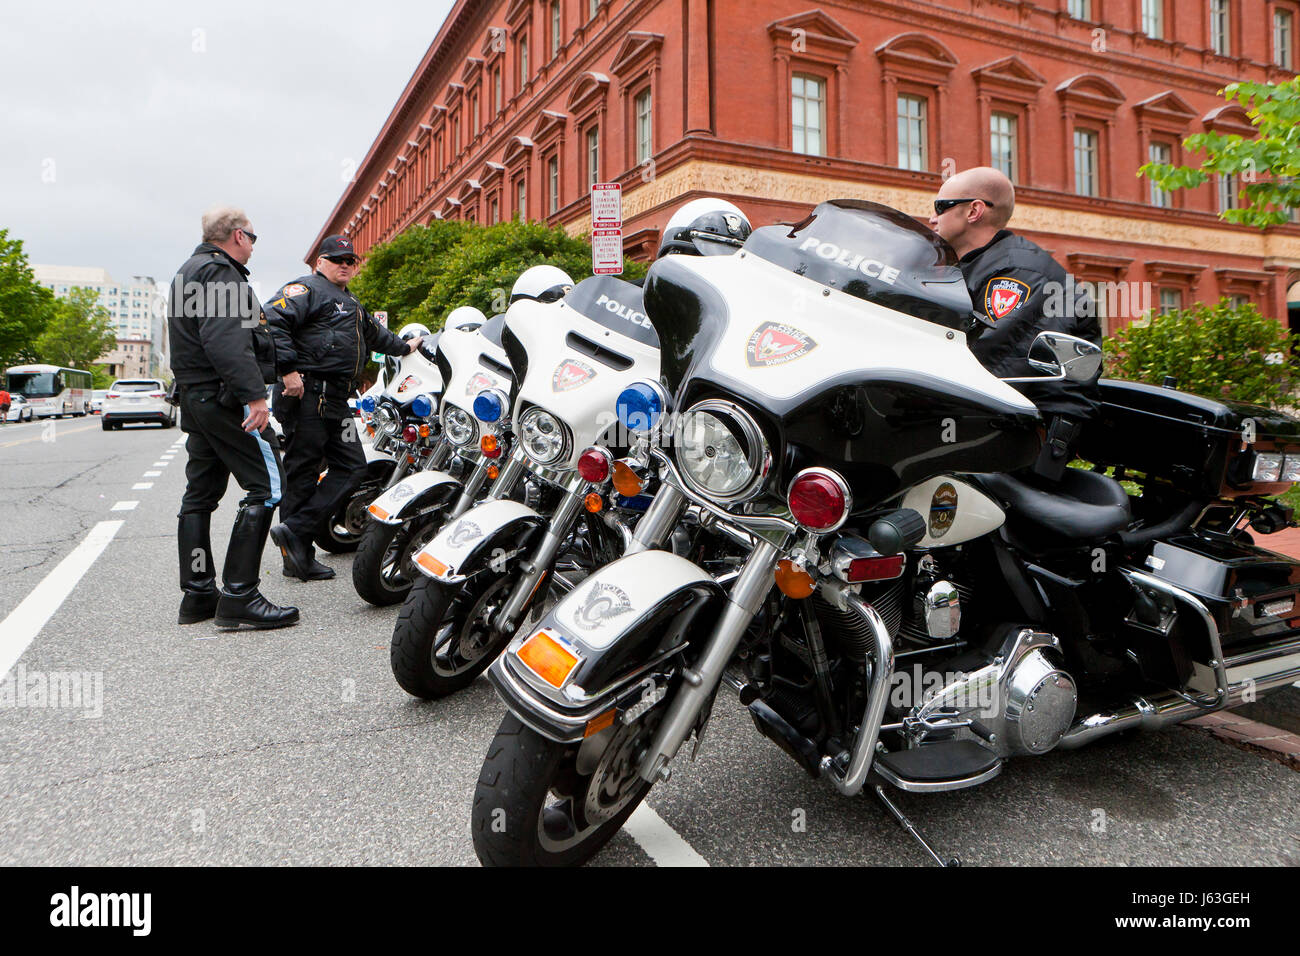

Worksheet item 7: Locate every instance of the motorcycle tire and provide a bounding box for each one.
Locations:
[353,513,441,607]
[390,570,516,700]
[471,711,656,867]
[314,487,376,554]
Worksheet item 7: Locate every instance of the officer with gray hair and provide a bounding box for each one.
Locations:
[167,205,299,630]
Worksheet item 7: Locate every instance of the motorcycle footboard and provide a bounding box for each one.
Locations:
[487,550,724,743]
[368,469,463,525]
[411,498,547,583]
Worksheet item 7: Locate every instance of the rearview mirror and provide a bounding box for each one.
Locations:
[1002,332,1102,384]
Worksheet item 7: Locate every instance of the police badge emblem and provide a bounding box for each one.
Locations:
[983,277,1030,322]
[552,360,596,392]
[745,322,817,368]
[929,482,958,538]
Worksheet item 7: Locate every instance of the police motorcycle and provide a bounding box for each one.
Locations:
[469,198,1300,866]
[355,272,574,607]
[388,274,667,699]
[314,323,444,553]
[388,203,752,699]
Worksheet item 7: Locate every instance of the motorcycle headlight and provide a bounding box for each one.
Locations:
[675,400,770,502]
[519,406,569,465]
[372,403,399,437]
[442,404,478,447]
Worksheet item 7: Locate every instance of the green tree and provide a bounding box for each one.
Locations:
[1104,298,1299,409]
[1139,78,1300,226]
[0,228,57,367]
[350,220,474,322]
[35,287,117,371]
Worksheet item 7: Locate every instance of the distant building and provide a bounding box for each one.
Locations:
[32,265,169,377]
[312,0,1300,335]
[99,339,152,381]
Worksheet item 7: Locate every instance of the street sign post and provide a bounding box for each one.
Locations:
[591,183,622,275]
[371,310,387,363]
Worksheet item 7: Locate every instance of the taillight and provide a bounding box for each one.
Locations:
[149,391,165,398]
[787,468,852,533]
[843,554,906,582]
[577,447,611,483]
[107,392,120,399]
[402,425,418,443]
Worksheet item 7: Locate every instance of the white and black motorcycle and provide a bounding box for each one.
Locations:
[469,199,1300,866]
[352,308,512,606]
[389,275,661,699]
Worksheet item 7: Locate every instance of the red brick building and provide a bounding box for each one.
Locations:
[310,0,1300,334]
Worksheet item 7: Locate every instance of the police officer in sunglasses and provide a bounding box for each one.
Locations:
[929,167,1100,478]
[264,234,424,580]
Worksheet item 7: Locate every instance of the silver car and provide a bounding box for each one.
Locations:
[101,379,176,430]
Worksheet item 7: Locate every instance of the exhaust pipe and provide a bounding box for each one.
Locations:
[1059,638,1300,749]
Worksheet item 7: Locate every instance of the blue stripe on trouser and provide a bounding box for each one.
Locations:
[244,404,282,507]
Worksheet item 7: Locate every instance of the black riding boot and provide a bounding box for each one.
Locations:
[215,505,300,630]
[271,522,335,580]
[177,512,218,625]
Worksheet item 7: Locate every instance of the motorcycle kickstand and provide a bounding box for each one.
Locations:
[873,785,961,868]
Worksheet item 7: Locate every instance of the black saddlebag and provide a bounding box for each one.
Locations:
[1144,531,1300,649]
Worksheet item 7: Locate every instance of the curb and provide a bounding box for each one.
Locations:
[1187,711,1300,770]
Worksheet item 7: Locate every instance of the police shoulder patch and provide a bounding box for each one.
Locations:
[983,276,1031,323]
[281,283,308,298]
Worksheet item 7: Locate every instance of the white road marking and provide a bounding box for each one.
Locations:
[132,482,153,490]
[144,471,161,477]
[111,501,138,511]
[0,520,124,681]
[623,804,708,867]
[152,462,168,467]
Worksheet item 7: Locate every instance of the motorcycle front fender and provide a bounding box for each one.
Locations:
[368,470,463,525]
[488,550,724,743]
[412,498,547,583]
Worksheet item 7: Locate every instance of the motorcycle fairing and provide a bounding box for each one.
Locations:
[367,470,464,525]
[644,248,1042,504]
[500,276,661,471]
[434,324,512,422]
[412,497,547,583]
[488,550,724,741]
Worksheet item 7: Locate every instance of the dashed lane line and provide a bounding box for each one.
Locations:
[132,482,153,490]
[111,501,138,511]
[0,521,125,682]
[144,471,161,477]
[623,804,709,867]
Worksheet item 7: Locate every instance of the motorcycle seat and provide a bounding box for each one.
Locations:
[972,468,1131,545]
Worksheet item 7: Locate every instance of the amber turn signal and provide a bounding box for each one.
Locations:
[584,492,603,513]
[486,464,499,480]
[415,552,449,577]
[775,559,816,599]
[481,434,501,458]
[611,459,647,497]
[517,630,580,689]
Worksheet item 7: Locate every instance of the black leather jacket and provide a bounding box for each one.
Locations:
[960,230,1102,423]
[167,243,277,404]
[264,273,407,384]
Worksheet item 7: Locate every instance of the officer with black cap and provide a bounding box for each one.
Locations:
[168,205,298,630]
[264,234,424,581]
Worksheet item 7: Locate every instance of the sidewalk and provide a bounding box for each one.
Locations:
[1257,526,1300,560]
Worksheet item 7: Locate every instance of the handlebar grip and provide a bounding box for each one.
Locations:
[867,508,926,555]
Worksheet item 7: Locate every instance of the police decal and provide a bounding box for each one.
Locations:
[572,582,633,630]
[396,375,421,394]
[746,322,817,368]
[281,283,308,298]
[464,372,496,397]
[552,359,597,392]
[448,520,483,548]
[983,276,1030,322]
[929,482,958,538]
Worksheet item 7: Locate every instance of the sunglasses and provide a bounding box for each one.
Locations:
[240,228,257,244]
[933,198,995,215]
[326,256,360,267]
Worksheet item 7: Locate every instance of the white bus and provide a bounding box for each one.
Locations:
[4,364,94,418]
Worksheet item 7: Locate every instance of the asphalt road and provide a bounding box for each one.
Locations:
[1,416,1297,866]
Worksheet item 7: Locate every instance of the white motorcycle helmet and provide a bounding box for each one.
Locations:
[444,305,486,332]
[510,264,574,304]
[656,197,752,258]
[396,322,431,342]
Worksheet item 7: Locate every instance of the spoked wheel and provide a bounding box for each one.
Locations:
[315,486,376,553]
[391,569,516,699]
[472,708,661,866]
[352,512,443,606]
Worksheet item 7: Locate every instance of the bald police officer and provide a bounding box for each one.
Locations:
[929,167,1100,478]
[168,206,299,630]
[264,234,423,581]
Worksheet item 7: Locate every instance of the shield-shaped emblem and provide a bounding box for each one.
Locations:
[984,277,1030,322]
[746,322,817,368]
[552,360,596,392]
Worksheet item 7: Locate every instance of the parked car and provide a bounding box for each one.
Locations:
[89,389,108,414]
[4,394,34,422]
[101,379,175,430]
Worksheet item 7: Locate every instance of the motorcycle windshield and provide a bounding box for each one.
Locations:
[744,199,970,331]
[560,276,658,349]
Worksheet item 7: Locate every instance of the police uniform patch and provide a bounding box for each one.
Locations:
[281,283,308,298]
[983,277,1031,323]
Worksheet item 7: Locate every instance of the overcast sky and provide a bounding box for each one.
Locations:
[1,0,455,301]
